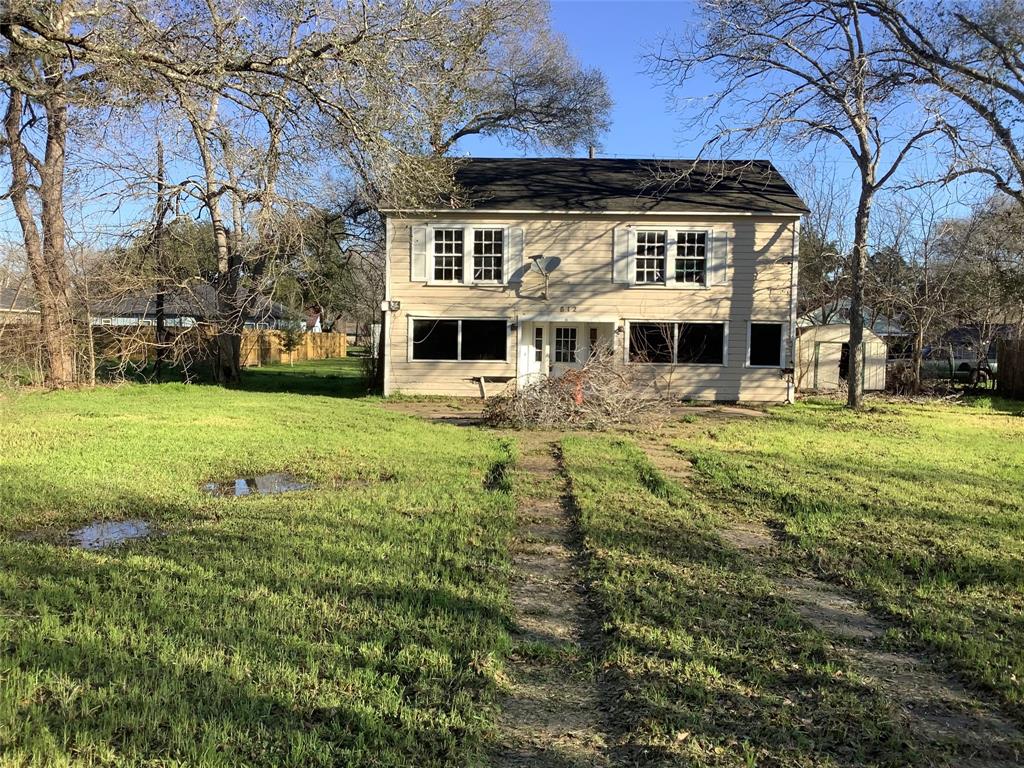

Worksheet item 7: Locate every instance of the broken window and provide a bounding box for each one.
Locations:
[629,323,674,363]
[412,319,506,361]
[629,322,725,364]
[460,320,507,360]
[677,322,724,364]
[749,323,783,367]
[412,319,459,360]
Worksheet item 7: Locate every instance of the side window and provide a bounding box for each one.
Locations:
[749,323,783,367]
[472,229,503,282]
[433,229,464,282]
[675,231,707,284]
[635,231,666,284]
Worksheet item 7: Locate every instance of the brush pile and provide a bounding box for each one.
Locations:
[482,346,663,429]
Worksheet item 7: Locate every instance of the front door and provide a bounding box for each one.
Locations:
[517,322,547,386]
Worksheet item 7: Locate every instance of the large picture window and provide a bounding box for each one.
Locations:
[412,319,507,361]
[629,321,725,365]
[749,323,783,367]
[433,229,464,282]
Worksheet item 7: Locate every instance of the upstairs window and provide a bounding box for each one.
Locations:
[635,231,666,284]
[629,322,725,365]
[675,231,707,284]
[412,318,507,361]
[433,229,463,282]
[749,323,783,367]
[473,229,504,282]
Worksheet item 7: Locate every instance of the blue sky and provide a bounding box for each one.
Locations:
[460,0,701,159]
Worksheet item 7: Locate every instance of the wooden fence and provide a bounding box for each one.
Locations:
[240,330,347,367]
[997,339,1024,399]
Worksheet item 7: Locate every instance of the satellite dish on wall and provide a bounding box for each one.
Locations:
[530,255,561,276]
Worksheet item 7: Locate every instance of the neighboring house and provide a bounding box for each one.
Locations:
[381,157,807,401]
[89,285,297,330]
[0,281,39,325]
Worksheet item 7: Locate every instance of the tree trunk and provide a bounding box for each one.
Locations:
[912,327,925,394]
[3,85,77,387]
[846,188,872,408]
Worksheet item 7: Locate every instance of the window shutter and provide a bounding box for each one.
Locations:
[707,230,728,285]
[506,227,525,284]
[612,226,634,284]
[410,225,427,282]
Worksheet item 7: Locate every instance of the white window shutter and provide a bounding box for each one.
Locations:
[506,227,524,284]
[708,230,728,285]
[612,226,634,284]
[410,225,427,282]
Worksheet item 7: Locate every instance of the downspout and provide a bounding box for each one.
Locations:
[382,216,393,396]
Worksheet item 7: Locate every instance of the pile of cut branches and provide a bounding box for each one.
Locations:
[482,346,663,429]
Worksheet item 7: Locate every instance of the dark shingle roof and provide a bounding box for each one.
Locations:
[0,282,37,313]
[448,158,807,215]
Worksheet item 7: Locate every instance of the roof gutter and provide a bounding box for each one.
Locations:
[379,208,807,217]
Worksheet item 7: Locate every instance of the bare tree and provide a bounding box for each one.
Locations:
[650,0,940,407]
[864,0,1024,206]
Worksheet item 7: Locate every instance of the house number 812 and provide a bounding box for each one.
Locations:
[559,305,577,313]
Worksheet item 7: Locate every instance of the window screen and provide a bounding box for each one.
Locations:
[629,323,673,363]
[412,319,458,360]
[749,323,783,366]
[678,323,724,364]
[461,320,507,360]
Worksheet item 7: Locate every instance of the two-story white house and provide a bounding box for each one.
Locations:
[380,158,807,402]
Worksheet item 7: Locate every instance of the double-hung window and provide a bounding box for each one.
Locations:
[635,230,666,284]
[628,321,725,365]
[675,231,707,284]
[433,229,464,282]
[473,229,504,282]
[412,318,507,361]
[633,229,709,286]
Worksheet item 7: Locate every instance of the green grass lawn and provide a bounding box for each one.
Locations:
[561,436,931,767]
[4,358,1022,767]
[0,359,514,766]
[680,399,1024,723]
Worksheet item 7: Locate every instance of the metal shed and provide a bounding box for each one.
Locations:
[796,324,888,392]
